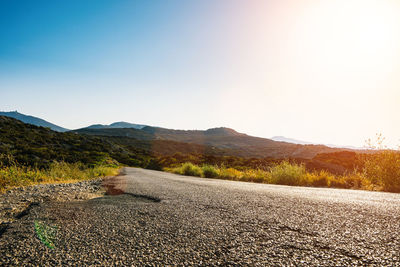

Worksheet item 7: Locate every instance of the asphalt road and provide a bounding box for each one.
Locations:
[2,167,400,266]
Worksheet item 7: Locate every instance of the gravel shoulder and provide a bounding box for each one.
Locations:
[0,179,105,226]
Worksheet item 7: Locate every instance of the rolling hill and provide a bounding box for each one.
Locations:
[0,116,151,167]
[73,126,349,159]
[0,116,362,174]
[0,111,356,159]
[0,116,241,168]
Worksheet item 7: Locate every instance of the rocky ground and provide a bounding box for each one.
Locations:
[0,179,104,228]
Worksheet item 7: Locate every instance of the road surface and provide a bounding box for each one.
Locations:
[1,167,400,266]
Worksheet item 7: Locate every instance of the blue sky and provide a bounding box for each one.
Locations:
[1,0,229,127]
[1,0,400,147]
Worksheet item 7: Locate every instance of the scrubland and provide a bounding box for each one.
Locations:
[167,150,400,193]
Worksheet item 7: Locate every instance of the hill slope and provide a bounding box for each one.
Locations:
[0,116,150,167]
[73,126,348,159]
[0,116,235,168]
[0,111,68,132]
[0,116,361,174]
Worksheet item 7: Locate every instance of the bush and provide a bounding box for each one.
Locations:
[268,161,306,186]
[202,165,219,178]
[181,163,202,177]
[361,151,400,192]
[303,170,333,187]
[241,169,268,183]
[342,172,370,189]
[218,167,242,180]
[145,159,163,171]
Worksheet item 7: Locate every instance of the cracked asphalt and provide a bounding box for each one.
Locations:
[1,167,400,266]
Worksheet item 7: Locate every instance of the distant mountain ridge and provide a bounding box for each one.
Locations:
[271,136,313,145]
[84,121,147,130]
[272,136,363,150]
[0,111,69,132]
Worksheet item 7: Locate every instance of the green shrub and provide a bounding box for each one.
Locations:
[181,162,202,177]
[268,161,306,186]
[202,165,219,178]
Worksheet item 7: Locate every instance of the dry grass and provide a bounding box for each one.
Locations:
[166,161,379,191]
[0,161,119,192]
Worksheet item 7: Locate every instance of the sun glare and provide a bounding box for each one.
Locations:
[285,0,400,95]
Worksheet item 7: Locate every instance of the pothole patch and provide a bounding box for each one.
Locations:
[123,193,161,203]
[102,183,161,202]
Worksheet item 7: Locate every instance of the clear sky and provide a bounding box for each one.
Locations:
[1,0,400,147]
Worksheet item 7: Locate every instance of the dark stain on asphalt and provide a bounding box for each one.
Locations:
[103,183,161,203]
[124,193,161,203]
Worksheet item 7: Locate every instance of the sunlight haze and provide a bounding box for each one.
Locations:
[1,0,400,147]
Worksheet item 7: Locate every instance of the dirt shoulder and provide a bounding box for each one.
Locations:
[0,178,106,226]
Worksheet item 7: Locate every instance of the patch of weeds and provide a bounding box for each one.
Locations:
[34,220,57,249]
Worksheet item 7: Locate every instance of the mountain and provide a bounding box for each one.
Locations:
[74,126,349,159]
[0,111,68,132]
[272,135,363,150]
[84,121,147,130]
[271,136,313,145]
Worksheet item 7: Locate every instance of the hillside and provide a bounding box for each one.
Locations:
[0,116,363,174]
[0,111,355,159]
[0,111,68,132]
[73,126,348,159]
[0,116,150,167]
[0,116,238,168]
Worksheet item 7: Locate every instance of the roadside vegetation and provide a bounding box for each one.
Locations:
[166,150,400,193]
[0,155,119,192]
[0,116,153,168]
[166,162,371,190]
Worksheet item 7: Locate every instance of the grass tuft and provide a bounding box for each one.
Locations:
[34,221,57,249]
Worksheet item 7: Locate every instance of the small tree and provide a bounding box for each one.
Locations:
[362,134,400,192]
